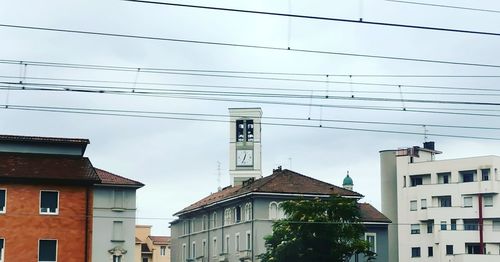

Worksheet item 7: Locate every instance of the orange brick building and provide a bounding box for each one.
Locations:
[0,135,100,262]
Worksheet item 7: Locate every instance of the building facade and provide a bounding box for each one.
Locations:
[0,134,99,261]
[93,168,144,262]
[135,225,171,262]
[380,142,500,262]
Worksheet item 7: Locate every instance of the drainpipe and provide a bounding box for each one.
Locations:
[478,194,484,254]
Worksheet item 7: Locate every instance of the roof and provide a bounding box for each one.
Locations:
[95,168,144,188]
[0,134,89,145]
[149,236,171,245]
[176,168,363,215]
[135,237,143,244]
[358,203,391,223]
[343,174,353,186]
[0,153,100,184]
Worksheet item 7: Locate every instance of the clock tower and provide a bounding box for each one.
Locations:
[229,108,262,186]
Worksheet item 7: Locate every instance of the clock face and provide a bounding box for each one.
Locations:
[236,150,253,166]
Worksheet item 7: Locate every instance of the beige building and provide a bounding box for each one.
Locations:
[381,142,500,262]
[135,225,171,262]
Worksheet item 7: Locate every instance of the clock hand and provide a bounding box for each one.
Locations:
[242,154,247,162]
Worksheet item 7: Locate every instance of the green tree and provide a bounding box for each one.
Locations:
[259,196,375,262]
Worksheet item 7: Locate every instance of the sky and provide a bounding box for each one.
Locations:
[1,0,500,235]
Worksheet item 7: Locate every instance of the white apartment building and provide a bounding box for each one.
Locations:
[380,142,500,262]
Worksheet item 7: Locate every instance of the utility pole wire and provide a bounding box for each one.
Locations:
[2,24,500,69]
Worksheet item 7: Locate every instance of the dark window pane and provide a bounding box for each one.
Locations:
[0,238,4,260]
[411,247,421,257]
[246,120,254,141]
[464,219,479,231]
[41,191,58,213]
[39,240,57,261]
[236,120,245,142]
[482,169,490,181]
[428,246,433,257]
[446,245,453,255]
[451,219,457,230]
[0,190,5,210]
[439,196,451,207]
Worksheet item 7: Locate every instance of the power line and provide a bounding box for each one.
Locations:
[2,24,500,69]
[386,0,500,14]
[2,104,500,140]
[122,0,500,37]
[4,81,500,107]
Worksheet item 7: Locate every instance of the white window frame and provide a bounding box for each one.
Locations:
[484,195,493,207]
[245,231,252,250]
[202,215,207,231]
[0,189,6,214]
[365,233,377,253]
[269,202,278,220]
[421,199,427,209]
[191,241,196,259]
[160,246,166,256]
[212,237,217,256]
[38,239,58,262]
[212,212,217,228]
[235,233,240,252]
[225,235,230,253]
[410,200,417,211]
[463,196,473,208]
[0,237,5,262]
[39,190,59,215]
[411,224,420,234]
[202,239,207,257]
[224,208,232,225]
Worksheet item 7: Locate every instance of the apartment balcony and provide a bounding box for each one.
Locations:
[238,250,252,261]
[454,254,500,262]
[218,253,229,262]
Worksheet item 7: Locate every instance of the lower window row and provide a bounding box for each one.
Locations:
[411,245,454,258]
[0,238,57,262]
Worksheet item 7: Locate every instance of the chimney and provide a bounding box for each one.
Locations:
[423,141,435,150]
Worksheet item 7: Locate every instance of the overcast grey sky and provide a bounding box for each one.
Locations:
[1,0,500,235]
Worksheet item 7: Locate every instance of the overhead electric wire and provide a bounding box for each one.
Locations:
[122,0,500,37]
[1,75,498,97]
[3,24,500,69]
[4,81,500,106]
[5,58,500,78]
[2,104,499,140]
[386,0,500,14]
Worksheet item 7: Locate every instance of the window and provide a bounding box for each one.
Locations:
[464,219,479,231]
[0,238,4,262]
[235,234,240,252]
[225,235,230,253]
[269,202,278,220]
[202,240,207,257]
[40,191,59,214]
[235,206,241,223]
[39,239,57,262]
[410,176,423,187]
[437,172,450,184]
[160,246,166,256]
[365,233,376,252]
[244,202,252,221]
[426,221,434,233]
[484,195,493,207]
[410,200,417,211]
[224,208,232,225]
[411,224,420,234]
[246,231,251,250]
[428,246,433,257]
[460,170,476,182]
[411,247,421,257]
[202,215,207,231]
[421,199,427,209]
[451,219,457,231]
[112,221,124,241]
[466,243,481,254]
[463,196,473,207]
[113,189,124,209]
[182,244,186,261]
[446,245,453,255]
[441,221,447,231]
[481,169,490,181]
[213,238,217,256]
[191,242,196,259]
[212,212,217,228]
[113,255,122,262]
[142,258,147,262]
[493,220,500,231]
[183,221,189,235]
[0,189,5,213]
[438,196,452,207]
[236,119,254,142]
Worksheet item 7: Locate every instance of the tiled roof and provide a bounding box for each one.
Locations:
[95,168,144,187]
[0,153,100,183]
[149,236,170,245]
[358,203,391,223]
[176,169,363,215]
[0,134,89,145]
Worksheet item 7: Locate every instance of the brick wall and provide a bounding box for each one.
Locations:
[0,183,93,261]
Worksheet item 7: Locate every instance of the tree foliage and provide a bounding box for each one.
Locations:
[259,196,375,262]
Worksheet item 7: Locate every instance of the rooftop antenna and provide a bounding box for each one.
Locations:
[423,125,428,142]
[217,161,222,191]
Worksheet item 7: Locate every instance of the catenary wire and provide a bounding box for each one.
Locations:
[2,24,500,69]
[122,0,500,37]
[385,0,500,14]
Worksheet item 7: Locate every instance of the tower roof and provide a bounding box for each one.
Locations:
[343,174,353,186]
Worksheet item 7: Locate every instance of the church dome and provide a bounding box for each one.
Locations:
[343,174,353,186]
